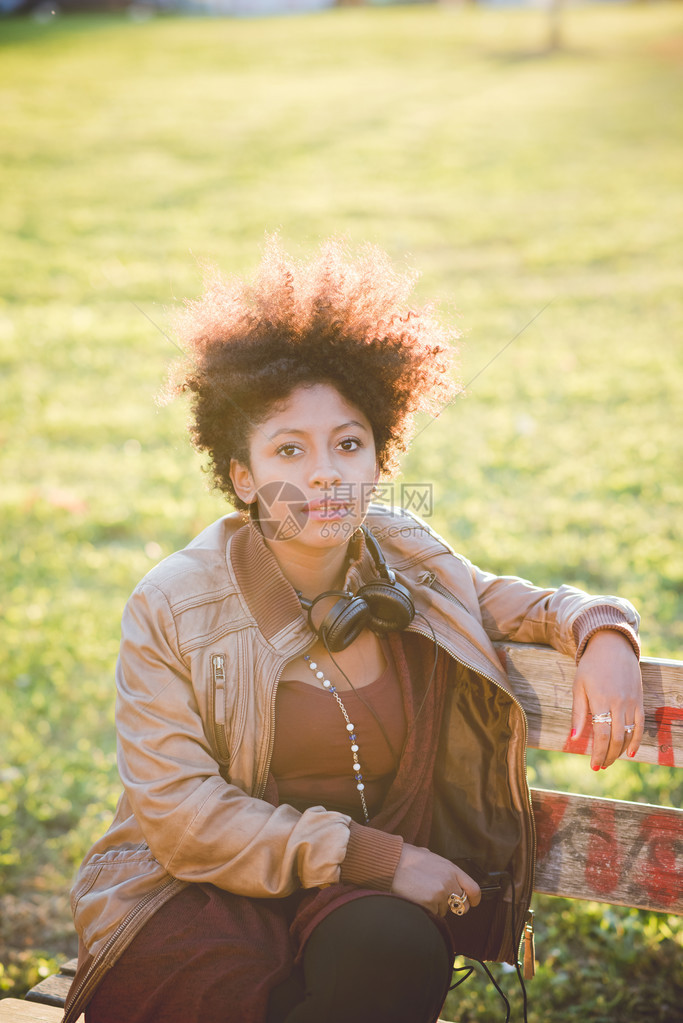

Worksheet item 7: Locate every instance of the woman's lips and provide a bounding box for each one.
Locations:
[304,501,353,520]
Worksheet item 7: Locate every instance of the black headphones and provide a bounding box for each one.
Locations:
[298,526,415,652]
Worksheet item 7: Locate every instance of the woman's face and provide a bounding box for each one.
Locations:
[230,383,379,549]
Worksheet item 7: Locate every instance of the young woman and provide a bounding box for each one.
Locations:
[63,240,643,1023]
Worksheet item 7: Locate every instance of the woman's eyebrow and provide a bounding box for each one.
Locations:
[266,420,369,440]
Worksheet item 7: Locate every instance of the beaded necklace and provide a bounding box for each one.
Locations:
[303,654,369,824]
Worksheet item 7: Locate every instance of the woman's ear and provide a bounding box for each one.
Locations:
[230,459,256,505]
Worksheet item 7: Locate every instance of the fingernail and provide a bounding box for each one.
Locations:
[570,728,577,740]
[628,750,636,758]
[592,765,600,772]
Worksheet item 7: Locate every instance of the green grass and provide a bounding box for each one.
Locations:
[1,3,682,1016]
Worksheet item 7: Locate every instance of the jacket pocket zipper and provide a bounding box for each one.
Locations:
[210,654,231,764]
[418,570,470,614]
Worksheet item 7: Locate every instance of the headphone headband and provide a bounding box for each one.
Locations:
[360,525,392,581]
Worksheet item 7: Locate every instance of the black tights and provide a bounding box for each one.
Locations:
[267,896,453,1023]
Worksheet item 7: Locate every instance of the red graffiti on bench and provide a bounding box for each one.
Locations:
[655,706,683,767]
[534,792,682,907]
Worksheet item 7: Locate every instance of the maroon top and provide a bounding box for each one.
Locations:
[271,643,407,821]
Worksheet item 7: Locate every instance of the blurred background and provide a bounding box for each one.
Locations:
[1,1,682,1018]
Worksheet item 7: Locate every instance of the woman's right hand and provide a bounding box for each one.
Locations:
[391,842,481,918]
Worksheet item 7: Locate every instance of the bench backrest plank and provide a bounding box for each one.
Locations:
[497,643,683,765]
[497,642,683,916]
[531,788,682,914]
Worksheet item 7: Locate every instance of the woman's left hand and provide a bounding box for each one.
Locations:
[569,630,644,770]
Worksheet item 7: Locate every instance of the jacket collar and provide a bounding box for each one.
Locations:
[229,522,378,643]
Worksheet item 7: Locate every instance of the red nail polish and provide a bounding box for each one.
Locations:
[628,751,636,758]
[592,765,600,771]
[570,728,577,740]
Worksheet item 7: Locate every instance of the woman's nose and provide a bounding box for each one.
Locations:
[308,455,342,490]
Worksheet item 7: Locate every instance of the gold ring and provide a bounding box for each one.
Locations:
[447,890,469,916]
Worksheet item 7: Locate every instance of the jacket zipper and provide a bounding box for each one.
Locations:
[61,876,186,1023]
[210,654,231,764]
[414,571,538,961]
[417,569,470,614]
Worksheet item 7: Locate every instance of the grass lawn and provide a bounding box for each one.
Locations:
[1,2,682,1017]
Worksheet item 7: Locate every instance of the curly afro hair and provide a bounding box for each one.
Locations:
[163,237,460,511]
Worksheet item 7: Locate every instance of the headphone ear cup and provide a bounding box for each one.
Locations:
[357,580,415,635]
[318,595,372,653]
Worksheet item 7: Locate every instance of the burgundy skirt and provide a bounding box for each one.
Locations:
[84,881,460,1023]
[85,883,295,1023]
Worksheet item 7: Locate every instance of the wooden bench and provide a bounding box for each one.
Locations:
[2,642,681,1022]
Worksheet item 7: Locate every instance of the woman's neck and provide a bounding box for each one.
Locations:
[264,538,351,600]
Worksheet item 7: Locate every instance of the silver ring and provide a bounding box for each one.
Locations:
[624,724,635,734]
[591,712,612,725]
[447,890,469,916]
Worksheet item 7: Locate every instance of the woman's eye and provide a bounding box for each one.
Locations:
[338,437,361,451]
[276,443,301,458]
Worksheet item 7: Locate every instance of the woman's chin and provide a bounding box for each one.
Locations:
[299,516,360,547]
[263,512,361,551]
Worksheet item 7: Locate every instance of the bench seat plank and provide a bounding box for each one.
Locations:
[24,960,76,1008]
[24,974,72,1009]
[0,1001,68,1022]
[532,787,683,914]
[0,1001,446,1023]
[497,643,683,765]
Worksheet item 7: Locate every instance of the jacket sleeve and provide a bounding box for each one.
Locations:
[115,581,353,898]
[470,564,640,660]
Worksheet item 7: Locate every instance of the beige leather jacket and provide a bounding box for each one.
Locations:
[62,505,639,1022]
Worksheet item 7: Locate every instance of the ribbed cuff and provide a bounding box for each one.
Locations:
[573,605,641,663]
[340,821,404,892]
